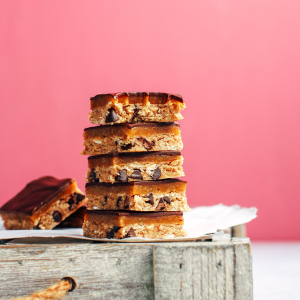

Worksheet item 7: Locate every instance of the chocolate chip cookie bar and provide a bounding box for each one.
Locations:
[0,176,86,230]
[89,92,185,125]
[85,179,189,212]
[86,151,184,183]
[81,122,183,155]
[83,210,187,239]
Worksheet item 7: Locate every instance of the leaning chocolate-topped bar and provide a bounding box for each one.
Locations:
[83,210,187,239]
[85,179,189,212]
[86,151,184,183]
[0,176,86,230]
[89,92,185,125]
[81,122,183,155]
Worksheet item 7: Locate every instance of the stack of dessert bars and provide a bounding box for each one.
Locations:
[81,92,190,239]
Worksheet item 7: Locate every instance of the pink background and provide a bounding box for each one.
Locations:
[1,1,300,240]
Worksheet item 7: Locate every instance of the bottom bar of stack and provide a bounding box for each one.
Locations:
[83,210,187,239]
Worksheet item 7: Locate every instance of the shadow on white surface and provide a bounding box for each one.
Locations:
[252,242,300,300]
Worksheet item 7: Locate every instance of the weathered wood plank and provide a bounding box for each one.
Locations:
[216,244,226,299]
[0,243,154,299]
[200,246,209,299]
[153,241,252,300]
[233,238,253,300]
[225,246,235,299]
[0,239,252,300]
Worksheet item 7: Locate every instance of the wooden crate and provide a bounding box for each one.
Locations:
[0,237,252,300]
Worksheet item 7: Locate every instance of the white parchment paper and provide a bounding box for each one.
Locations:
[0,204,257,242]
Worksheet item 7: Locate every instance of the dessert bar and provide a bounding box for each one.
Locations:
[83,210,187,239]
[0,176,86,230]
[86,151,184,183]
[81,122,183,155]
[85,179,189,212]
[89,92,185,124]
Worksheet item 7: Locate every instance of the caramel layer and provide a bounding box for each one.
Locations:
[88,151,182,166]
[85,210,184,227]
[90,92,183,108]
[83,122,180,139]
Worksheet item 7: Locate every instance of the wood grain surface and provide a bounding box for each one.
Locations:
[0,238,252,300]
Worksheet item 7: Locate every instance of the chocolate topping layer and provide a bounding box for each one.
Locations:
[90,92,183,104]
[85,179,185,188]
[0,176,73,215]
[87,151,182,160]
[84,122,179,132]
[85,210,183,217]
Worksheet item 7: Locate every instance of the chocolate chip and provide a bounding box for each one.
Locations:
[115,169,128,182]
[67,195,75,205]
[115,141,118,145]
[145,193,154,205]
[129,169,143,180]
[107,229,115,239]
[67,194,77,209]
[113,226,121,232]
[53,211,62,222]
[121,143,133,150]
[162,196,171,204]
[132,107,141,120]
[151,167,161,180]
[124,196,130,209]
[155,199,166,211]
[151,140,155,146]
[117,196,122,207]
[105,107,119,123]
[138,138,152,150]
[75,193,85,204]
[124,227,136,238]
[89,168,97,182]
[103,195,108,206]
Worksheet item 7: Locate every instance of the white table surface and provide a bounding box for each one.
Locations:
[252,242,300,300]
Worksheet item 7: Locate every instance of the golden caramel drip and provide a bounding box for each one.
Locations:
[85,211,184,227]
[88,151,182,169]
[83,123,180,139]
[85,180,186,195]
[90,92,184,109]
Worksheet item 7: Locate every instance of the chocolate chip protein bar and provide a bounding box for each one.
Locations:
[86,151,184,183]
[85,179,189,212]
[89,92,186,125]
[81,122,183,155]
[83,210,187,239]
[0,176,86,230]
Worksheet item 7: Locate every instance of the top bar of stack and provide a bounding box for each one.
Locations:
[81,92,189,239]
[89,92,185,124]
